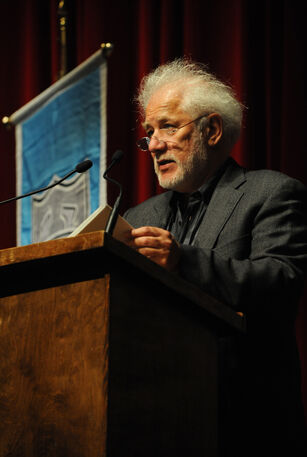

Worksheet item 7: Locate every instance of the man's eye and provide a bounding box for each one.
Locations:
[164,124,177,134]
[146,130,153,138]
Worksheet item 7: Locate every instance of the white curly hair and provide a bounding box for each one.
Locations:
[137,58,244,148]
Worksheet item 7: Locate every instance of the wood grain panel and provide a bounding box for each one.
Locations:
[0,277,109,457]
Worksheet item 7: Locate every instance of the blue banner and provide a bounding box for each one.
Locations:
[12,51,107,245]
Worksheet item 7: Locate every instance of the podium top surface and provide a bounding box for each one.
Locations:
[0,231,246,334]
[0,230,105,266]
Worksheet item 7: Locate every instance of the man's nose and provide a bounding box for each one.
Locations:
[148,135,167,153]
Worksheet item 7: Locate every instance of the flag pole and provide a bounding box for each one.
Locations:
[58,0,68,79]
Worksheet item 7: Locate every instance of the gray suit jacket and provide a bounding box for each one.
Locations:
[124,158,307,455]
[125,158,307,314]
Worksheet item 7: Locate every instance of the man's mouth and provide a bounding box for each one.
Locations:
[157,158,176,170]
[158,159,174,165]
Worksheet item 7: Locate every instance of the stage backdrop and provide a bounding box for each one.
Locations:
[0,0,306,420]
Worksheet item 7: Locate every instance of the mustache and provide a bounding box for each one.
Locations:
[154,153,177,164]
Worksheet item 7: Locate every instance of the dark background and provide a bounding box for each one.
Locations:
[0,0,306,423]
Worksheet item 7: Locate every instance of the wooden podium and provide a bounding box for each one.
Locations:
[0,231,245,457]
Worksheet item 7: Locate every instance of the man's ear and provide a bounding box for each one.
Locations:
[205,113,223,147]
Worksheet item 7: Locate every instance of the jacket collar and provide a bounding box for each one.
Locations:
[195,157,246,248]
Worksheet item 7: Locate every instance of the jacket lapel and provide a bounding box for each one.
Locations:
[195,159,246,248]
[150,192,173,229]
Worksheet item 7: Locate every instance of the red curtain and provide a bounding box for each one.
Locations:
[0,0,306,418]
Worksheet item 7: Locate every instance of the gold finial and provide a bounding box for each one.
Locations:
[101,42,114,58]
[2,116,12,129]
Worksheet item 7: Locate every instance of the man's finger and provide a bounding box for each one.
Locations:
[131,226,166,237]
[133,236,162,248]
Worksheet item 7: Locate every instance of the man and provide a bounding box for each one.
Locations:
[124,59,307,455]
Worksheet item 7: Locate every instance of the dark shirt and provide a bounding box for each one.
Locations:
[167,160,229,245]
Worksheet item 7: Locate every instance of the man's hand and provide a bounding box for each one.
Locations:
[130,226,181,272]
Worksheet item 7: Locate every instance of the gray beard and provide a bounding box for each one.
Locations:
[154,135,208,192]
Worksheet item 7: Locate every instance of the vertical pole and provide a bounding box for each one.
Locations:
[58,0,68,79]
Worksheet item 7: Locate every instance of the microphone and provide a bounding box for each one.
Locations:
[103,150,124,235]
[0,159,93,206]
[74,159,93,173]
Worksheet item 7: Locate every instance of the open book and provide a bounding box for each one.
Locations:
[69,205,133,243]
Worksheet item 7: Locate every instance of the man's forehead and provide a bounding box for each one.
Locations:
[144,83,187,126]
[148,83,184,107]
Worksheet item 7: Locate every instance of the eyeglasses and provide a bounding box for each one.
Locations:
[136,114,208,151]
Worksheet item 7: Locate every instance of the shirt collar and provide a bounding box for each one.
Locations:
[171,157,230,210]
